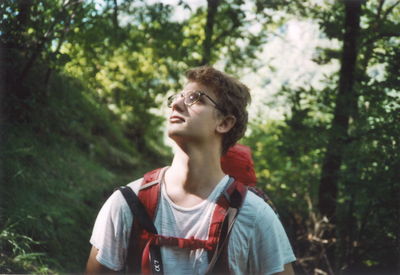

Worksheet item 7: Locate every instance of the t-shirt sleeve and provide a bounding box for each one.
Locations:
[90,191,132,271]
[248,202,296,275]
[89,187,135,271]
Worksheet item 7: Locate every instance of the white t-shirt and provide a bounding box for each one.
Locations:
[90,172,296,274]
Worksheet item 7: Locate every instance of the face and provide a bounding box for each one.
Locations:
[167,81,223,146]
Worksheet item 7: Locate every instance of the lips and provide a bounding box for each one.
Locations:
[169,115,185,122]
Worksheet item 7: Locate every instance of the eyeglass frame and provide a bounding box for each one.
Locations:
[167,90,226,114]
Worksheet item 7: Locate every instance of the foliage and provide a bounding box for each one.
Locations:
[244,99,331,273]
[1,42,166,272]
[245,0,400,273]
[0,220,55,274]
[1,64,148,272]
[1,0,399,274]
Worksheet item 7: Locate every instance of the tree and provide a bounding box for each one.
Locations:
[318,0,363,222]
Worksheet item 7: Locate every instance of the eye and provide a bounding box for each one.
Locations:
[167,94,180,107]
[186,91,200,104]
[188,93,196,100]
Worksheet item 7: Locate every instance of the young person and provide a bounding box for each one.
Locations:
[86,66,296,274]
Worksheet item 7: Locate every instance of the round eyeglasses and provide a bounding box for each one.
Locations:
[167,90,225,114]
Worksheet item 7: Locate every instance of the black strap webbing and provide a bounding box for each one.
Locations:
[119,186,158,234]
[119,186,164,274]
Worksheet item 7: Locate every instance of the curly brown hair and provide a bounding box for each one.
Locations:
[185,66,251,155]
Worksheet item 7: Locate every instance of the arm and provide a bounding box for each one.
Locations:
[87,185,137,274]
[87,181,143,273]
[245,194,297,274]
[272,263,295,275]
[85,246,118,274]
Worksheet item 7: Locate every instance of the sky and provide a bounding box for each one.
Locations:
[243,19,340,122]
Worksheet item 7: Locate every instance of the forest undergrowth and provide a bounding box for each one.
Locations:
[1,63,168,273]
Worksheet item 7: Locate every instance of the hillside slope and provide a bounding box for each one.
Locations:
[1,66,169,273]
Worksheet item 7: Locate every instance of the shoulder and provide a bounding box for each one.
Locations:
[126,177,143,194]
[228,187,283,269]
[89,177,145,271]
[232,189,280,243]
[236,189,296,272]
[240,190,278,226]
[99,178,143,220]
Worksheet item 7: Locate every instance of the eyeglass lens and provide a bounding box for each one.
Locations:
[168,91,200,107]
[186,92,200,105]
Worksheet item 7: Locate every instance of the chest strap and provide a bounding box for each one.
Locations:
[142,232,216,250]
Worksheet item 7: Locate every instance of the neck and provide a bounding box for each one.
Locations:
[164,143,226,203]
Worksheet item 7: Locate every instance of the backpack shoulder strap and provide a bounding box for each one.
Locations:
[207,178,248,245]
[119,167,167,275]
[206,178,248,274]
[118,167,166,230]
[207,182,279,274]
[137,167,167,221]
[119,186,158,234]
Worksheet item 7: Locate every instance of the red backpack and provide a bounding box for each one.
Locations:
[118,145,276,274]
[221,144,257,186]
[221,144,277,211]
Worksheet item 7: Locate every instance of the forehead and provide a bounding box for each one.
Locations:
[183,81,214,95]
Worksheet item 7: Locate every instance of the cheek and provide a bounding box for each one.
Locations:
[188,107,219,130]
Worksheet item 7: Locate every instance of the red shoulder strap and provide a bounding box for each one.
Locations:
[126,167,166,275]
[207,179,247,262]
[137,167,166,220]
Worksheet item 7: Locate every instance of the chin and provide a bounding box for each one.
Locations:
[168,129,196,144]
[167,128,183,139]
[168,124,187,136]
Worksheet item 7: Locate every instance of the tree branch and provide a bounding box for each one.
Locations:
[17,0,78,85]
[212,19,241,47]
[361,0,400,46]
[44,0,82,86]
[383,0,400,19]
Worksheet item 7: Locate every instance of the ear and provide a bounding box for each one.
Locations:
[216,115,236,134]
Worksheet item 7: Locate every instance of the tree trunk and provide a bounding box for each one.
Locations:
[201,0,221,65]
[318,0,362,221]
[113,0,119,29]
[318,1,363,272]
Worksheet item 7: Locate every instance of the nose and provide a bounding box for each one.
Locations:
[170,93,185,111]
